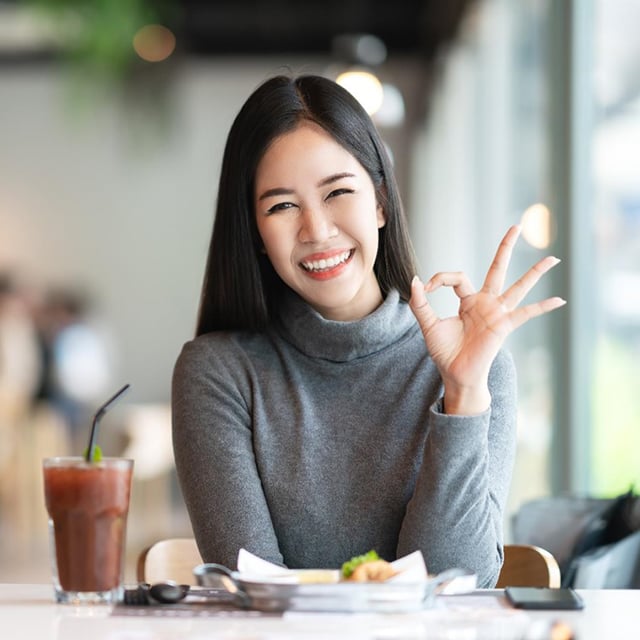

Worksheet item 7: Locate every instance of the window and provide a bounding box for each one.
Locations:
[409,0,560,517]
[590,0,640,494]
[409,0,640,517]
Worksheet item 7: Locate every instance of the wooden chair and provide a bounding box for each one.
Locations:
[136,537,202,585]
[137,539,561,588]
[496,544,561,588]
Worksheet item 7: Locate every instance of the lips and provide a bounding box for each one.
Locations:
[300,249,354,274]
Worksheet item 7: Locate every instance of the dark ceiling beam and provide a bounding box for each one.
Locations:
[175,0,475,60]
[0,0,475,68]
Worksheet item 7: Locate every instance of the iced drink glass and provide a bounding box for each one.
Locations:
[43,456,134,604]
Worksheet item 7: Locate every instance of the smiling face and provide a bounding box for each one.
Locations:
[254,122,386,321]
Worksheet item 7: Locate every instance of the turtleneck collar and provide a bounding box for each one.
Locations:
[274,289,418,362]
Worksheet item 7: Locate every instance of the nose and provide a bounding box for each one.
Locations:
[298,206,337,243]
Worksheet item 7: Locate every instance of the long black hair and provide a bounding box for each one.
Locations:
[196,74,417,335]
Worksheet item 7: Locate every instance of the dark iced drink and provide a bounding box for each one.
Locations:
[43,457,133,604]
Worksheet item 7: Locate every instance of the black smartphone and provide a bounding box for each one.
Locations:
[505,586,584,610]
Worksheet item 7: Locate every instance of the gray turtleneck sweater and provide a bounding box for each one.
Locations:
[172,290,517,587]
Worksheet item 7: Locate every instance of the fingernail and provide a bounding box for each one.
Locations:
[411,275,421,287]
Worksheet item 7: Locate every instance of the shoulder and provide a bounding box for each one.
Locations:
[172,330,278,415]
[174,330,274,377]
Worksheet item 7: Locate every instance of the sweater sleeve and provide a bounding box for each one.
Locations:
[171,338,283,569]
[397,348,517,587]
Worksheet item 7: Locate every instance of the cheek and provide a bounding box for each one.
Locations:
[258,226,275,256]
[257,220,291,262]
[356,199,385,237]
[256,215,274,245]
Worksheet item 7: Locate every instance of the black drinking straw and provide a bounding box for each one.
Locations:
[85,383,131,462]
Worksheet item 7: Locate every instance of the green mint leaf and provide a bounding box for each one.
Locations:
[83,445,103,462]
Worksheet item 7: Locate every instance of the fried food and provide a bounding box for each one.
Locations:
[341,550,398,582]
[341,550,380,578]
[346,559,397,582]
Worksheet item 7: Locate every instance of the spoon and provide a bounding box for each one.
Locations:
[123,581,189,605]
[148,581,190,604]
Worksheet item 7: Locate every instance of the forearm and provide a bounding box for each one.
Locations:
[398,350,517,587]
[398,409,503,586]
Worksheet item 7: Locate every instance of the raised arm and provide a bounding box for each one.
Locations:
[400,225,565,586]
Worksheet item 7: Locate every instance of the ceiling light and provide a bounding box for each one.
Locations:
[336,70,384,115]
[521,203,555,249]
[133,24,176,63]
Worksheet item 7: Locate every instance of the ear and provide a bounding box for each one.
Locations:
[376,203,386,229]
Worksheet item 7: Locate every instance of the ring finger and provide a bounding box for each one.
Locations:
[500,256,561,310]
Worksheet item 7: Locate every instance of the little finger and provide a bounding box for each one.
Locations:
[507,296,567,330]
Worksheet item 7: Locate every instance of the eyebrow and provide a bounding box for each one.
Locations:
[257,172,356,201]
[317,172,356,187]
[257,187,293,201]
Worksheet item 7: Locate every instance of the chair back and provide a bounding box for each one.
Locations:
[137,537,202,585]
[496,544,561,588]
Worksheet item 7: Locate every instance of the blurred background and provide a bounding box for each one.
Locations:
[1,0,638,582]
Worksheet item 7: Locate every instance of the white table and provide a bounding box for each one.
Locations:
[1,583,639,638]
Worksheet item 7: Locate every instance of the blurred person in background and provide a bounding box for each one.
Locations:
[0,279,116,564]
[32,287,114,452]
[0,273,41,421]
[0,272,41,537]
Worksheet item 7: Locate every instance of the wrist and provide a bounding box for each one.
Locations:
[442,383,491,416]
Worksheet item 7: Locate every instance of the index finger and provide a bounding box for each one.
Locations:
[482,224,521,294]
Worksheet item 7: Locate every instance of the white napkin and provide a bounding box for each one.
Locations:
[386,549,429,582]
[237,548,291,576]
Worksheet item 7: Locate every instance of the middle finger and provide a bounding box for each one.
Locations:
[482,225,521,294]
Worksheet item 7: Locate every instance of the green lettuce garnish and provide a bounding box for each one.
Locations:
[341,550,380,578]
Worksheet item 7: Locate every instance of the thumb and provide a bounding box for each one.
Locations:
[409,275,438,333]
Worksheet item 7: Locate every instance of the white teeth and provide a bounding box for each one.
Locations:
[302,250,351,272]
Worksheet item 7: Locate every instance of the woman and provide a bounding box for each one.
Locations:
[172,74,565,587]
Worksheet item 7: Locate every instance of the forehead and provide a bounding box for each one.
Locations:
[255,122,364,184]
